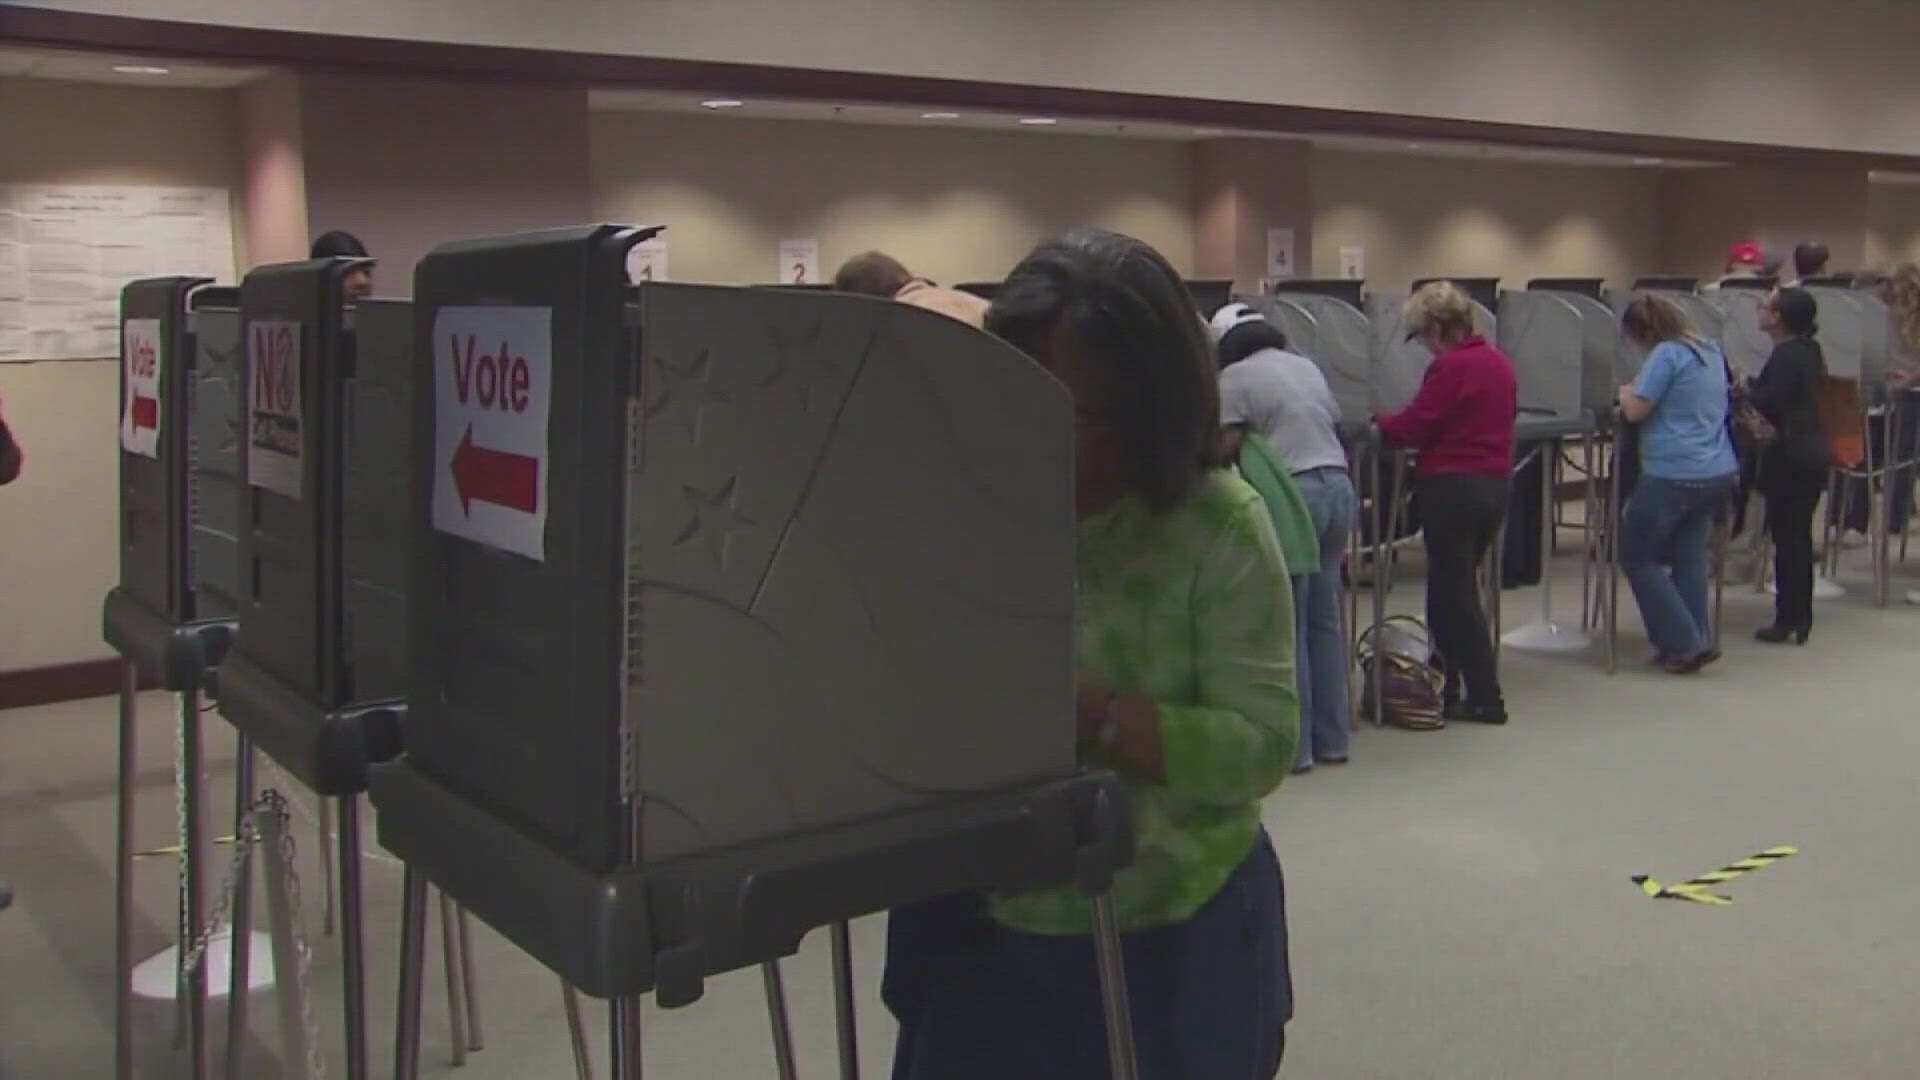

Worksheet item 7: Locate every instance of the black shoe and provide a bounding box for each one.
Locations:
[1754,624,1810,645]
[1443,701,1508,725]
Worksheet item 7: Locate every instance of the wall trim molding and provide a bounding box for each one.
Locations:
[0,657,153,711]
[4,8,1918,172]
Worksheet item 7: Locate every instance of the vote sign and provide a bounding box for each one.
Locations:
[120,319,163,458]
[432,306,552,561]
[246,319,304,499]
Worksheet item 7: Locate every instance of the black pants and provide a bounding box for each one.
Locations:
[1417,472,1509,707]
[1765,466,1826,629]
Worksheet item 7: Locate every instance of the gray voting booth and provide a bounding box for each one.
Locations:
[104,278,243,1080]
[370,226,1136,1080]
[1257,280,1374,425]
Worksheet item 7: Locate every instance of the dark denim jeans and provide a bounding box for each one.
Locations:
[1620,473,1735,658]
[883,831,1291,1080]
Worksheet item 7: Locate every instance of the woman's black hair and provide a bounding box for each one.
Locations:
[1774,286,1819,338]
[1217,320,1289,369]
[986,229,1221,513]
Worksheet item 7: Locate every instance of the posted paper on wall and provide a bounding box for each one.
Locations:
[432,306,553,562]
[1340,246,1366,281]
[628,236,670,283]
[246,319,304,499]
[0,184,235,362]
[1266,227,1296,281]
[119,318,163,458]
[778,238,821,286]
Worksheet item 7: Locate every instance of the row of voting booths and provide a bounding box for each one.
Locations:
[106,227,1139,1080]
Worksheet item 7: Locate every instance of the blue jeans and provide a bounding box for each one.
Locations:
[1292,467,1355,767]
[1620,474,1734,659]
[883,831,1291,1080]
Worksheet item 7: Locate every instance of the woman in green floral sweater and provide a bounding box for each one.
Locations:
[883,230,1298,1079]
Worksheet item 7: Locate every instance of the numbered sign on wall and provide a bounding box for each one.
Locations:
[246,319,303,498]
[778,238,820,285]
[431,306,553,561]
[120,318,163,458]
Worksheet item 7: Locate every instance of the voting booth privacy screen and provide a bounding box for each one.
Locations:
[407,226,1079,875]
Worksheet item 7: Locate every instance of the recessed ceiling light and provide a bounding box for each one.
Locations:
[1633,157,1665,166]
[112,64,172,75]
[1194,128,1226,137]
[922,112,961,120]
[700,99,745,109]
[1405,142,1423,150]
[1019,117,1059,126]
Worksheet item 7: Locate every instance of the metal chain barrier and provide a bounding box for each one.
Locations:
[175,790,328,1080]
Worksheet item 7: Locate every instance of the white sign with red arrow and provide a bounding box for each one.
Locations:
[120,318,163,458]
[432,306,552,561]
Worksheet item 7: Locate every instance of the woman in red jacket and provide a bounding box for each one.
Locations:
[1375,282,1518,724]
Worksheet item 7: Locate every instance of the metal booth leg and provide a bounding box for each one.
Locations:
[224,737,257,1080]
[761,961,800,1080]
[115,662,140,1080]
[1605,438,1622,675]
[337,796,370,1080]
[1089,893,1141,1080]
[610,996,644,1080]
[392,867,429,1080]
[438,890,469,1067]
[563,981,595,1080]
[830,920,861,1080]
[319,799,336,938]
[456,906,485,1051]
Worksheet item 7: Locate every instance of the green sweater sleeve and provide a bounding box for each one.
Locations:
[1154,497,1299,805]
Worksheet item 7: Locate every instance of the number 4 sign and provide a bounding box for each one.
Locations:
[120,319,163,458]
[432,306,552,561]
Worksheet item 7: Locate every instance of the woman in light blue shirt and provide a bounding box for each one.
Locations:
[1615,294,1739,673]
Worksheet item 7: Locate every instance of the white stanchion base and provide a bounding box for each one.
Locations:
[1501,620,1593,652]
[1763,576,1846,599]
[1906,588,1920,606]
[131,929,276,1000]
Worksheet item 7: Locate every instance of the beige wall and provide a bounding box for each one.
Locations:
[16,0,1920,156]
[1658,166,1871,283]
[0,78,240,670]
[1867,184,1920,271]
[300,73,592,295]
[590,111,1193,286]
[1310,150,1662,293]
[1194,138,1312,294]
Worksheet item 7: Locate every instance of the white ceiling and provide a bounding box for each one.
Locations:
[588,88,1722,170]
[0,45,265,88]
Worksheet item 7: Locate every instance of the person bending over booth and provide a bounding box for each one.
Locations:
[1374,281,1517,725]
[832,251,989,328]
[883,230,1296,1080]
[1212,302,1355,773]
[1615,295,1738,674]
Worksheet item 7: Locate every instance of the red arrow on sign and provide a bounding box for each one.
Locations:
[451,424,538,516]
[130,395,159,431]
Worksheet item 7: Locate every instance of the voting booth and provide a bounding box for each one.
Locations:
[103,278,242,1080]
[1259,280,1374,425]
[370,226,1135,1080]
[206,255,400,1080]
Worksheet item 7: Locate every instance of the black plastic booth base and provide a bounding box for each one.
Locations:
[371,761,1132,1006]
[101,586,234,691]
[213,653,404,797]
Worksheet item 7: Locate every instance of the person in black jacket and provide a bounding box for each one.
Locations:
[1748,287,1827,643]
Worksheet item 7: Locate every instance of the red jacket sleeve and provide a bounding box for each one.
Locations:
[1376,358,1461,449]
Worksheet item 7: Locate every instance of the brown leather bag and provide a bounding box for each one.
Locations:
[1357,616,1446,731]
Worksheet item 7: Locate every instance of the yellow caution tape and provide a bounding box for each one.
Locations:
[1633,845,1796,905]
[133,835,238,859]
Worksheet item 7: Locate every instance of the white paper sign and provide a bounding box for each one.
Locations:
[778,238,820,285]
[119,318,163,457]
[628,236,669,283]
[1265,227,1296,280]
[1339,246,1366,281]
[432,306,553,561]
[245,319,303,498]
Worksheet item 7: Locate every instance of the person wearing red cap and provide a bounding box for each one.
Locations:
[1715,241,1769,287]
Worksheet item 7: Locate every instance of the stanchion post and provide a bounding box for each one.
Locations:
[456,907,485,1051]
[1605,436,1622,675]
[392,869,429,1080]
[337,797,369,1080]
[563,982,595,1080]
[179,689,211,1080]
[761,961,799,1080]
[1090,893,1140,1080]
[257,804,314,1080]
[438,891,468,1067]
[224,738,257,1080]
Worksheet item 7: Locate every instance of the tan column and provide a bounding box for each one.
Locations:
[1192,137,1313,295]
